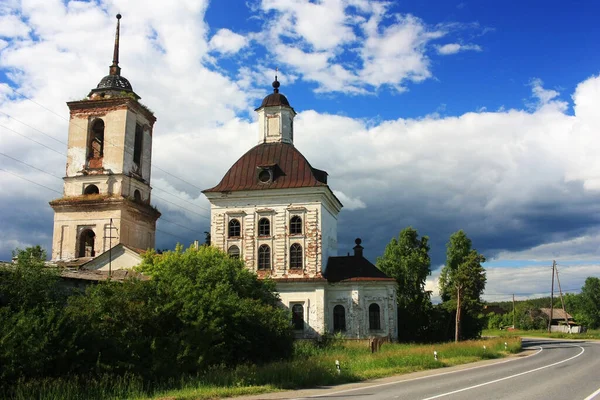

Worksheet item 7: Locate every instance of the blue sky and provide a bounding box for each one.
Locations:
[1,0,599,301]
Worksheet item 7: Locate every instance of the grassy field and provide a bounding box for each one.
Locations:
[5,337,520,400]
[483,328,600,340]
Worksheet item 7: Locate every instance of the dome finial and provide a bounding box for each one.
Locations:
[109,14,122,76]
[272,67,280,93]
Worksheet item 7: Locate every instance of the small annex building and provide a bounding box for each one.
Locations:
[203,78,398,340]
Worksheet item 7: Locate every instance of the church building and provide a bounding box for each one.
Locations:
[49,15,160,270]
[203,79,398,340]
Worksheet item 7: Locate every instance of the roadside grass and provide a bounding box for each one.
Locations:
[483,328,600,340]
[4,337,521,400]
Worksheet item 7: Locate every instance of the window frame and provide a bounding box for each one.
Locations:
[369,303,381,331]
[258,217,271,237]
[291,303,304,331]
[228,218,241,238]
[289,243,303,269]
[227,245,240,259]
[333,304,346,332]
[289,215,302,235]
[257,244,271,270]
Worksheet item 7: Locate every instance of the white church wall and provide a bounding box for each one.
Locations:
[326,282,398,340]
[277,282,326,339]
[320,204,338,273]
[208,188,340,277]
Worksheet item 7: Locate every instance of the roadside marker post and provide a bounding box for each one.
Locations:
[335,360,341,375]
[434,351,438,361]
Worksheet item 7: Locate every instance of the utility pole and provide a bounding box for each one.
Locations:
[512,293,516,328]
[455,284,461,342]
[109,218,113,278]
[555,265,571,332]
[548,260,556,333]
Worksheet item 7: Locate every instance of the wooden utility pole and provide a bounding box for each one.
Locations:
[555,265,571,332]
[455,285,461,342]
[548,260,556,333]
[512,293,516,328]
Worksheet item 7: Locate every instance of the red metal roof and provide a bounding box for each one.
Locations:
[203,142,328,193]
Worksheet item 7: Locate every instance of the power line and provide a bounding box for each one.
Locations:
[0,152,64,180]
[159,217,205,236]
[0,110,68,146]
[0,167,62,194]
[0,124,66,157]
[152,185,209,212]
[152,193,209,219]
[6,84,208,193]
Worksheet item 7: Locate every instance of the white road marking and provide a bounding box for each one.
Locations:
[421,345,585,400]
[292,346,543,399]
[583,387,600,400]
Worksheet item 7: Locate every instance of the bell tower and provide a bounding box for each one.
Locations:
[49,14,160,261]
[256,74,296,145]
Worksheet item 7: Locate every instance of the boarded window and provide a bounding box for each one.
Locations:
[228,219,240,237]
[78,229,95,258]
[290,216,302,235]
[292,304,304,330]
[228,245,240,259]
[88,119,104,164]
[258,244,270,270]
[258,218,270,236]
[133,123,143,166]
[333,305,346,332]
[369,303,381,330]
[289,243,302,269]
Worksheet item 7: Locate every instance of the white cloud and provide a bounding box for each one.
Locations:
[255,1,480,93]
[1,0,599,311]
[436,43,482,55]
[0,14,30,38]
[333,190,366,210]
[209,28,248,55]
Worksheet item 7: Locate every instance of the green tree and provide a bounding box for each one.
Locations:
[377,227,432,341]
[137,245,294,369]
[579,277,600,328]
[439,230,486,341]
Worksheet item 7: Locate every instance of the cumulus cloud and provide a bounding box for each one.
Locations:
[253,0,482,93]
[209,28,248,55]
[436,43,482,55]
[0,1,599,298]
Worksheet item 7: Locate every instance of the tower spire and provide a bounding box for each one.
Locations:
[109,14,122,76]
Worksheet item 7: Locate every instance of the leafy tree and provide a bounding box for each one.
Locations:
[578,277,600,328]
[439,230,486,341]
[377,227,432,341]
[137,245,294,369]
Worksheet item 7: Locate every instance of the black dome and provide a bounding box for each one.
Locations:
[95,74,133,91]
[260,92,290,108]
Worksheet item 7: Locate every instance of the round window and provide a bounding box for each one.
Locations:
[258,169,271,183]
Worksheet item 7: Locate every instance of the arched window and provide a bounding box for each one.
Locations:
[227,245,240,259]
[133,123,143,166]
[88,119,104,160]
[258,218,270,236]
[84,184,99,195]
[290,216,302,235]
[228,219,240,238]
[369,303,381,330]
[258,244,270,270]
[333,305,346,332]
[78,229,95,258]
[289,243,303,269]
[292,304,304,330]
[133,189,142,202]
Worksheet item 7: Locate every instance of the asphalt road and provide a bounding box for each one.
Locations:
[236,338,600,400]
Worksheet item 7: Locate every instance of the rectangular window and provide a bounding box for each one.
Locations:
[133,124,143,166]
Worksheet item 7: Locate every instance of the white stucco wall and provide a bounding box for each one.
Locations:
[320,204,338,274]
[206,187,341,278]
[277,282,326,338]
[326,281,398,340]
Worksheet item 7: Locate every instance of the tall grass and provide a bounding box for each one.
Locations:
[483,328,600,340]
[2,337,521,400]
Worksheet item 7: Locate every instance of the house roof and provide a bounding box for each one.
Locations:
[203,142,329,193]
[324,254,394,283]
[539,308,573,320]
